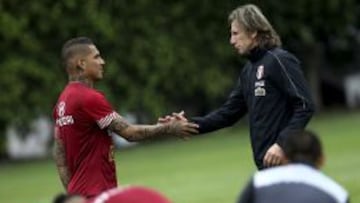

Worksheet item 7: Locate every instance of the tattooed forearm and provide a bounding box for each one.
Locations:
[109,117,130,134]
[135,124,172,140]
[110,117,179,141]
[53,137,70,190]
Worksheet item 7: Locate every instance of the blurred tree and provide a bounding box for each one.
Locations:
[0,1,64,157]
[0,0,239,157]
[97,0,240,121]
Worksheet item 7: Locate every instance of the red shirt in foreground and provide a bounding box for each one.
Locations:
[88,186,171,203]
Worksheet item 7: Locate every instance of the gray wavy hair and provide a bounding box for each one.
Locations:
[228,4,281,49]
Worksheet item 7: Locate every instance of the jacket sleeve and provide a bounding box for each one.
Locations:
[191,77,248,134]
[270,52,315,147]
[237,179,255,203]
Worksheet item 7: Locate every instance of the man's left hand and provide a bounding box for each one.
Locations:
[263,143,285,168]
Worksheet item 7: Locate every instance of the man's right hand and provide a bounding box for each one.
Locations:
[157,111,198,139]
[165,119,199,139]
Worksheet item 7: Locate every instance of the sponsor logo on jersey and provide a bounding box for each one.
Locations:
[58,102,66,117]
[56,101,74,127]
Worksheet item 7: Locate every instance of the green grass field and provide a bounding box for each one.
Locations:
[0,111,359,203]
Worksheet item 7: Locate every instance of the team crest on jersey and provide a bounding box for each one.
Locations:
[256,65,264,79]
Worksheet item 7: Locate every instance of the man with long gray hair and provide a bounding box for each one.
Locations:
[160,4,315,170]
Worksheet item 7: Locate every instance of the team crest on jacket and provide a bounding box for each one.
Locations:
[256,65,264,79]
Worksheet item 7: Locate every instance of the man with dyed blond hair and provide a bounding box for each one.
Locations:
[161,4,315,170]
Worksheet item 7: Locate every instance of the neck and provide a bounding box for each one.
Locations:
[69,75,93,88]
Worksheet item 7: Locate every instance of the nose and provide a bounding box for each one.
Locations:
[230,36,235,45]
[100,57,105,65]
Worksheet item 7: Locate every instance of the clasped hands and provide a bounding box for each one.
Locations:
[158,111,199,139]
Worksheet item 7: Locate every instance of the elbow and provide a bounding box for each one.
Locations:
[307,100,316,115]
[121,136,138,142]
[117,132,137,142]
[302,96,316,115]
[301,100,316,121]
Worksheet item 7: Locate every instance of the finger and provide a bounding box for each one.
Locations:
[273,156,280,166]
[172,112,187,121]
[187,124,199,129]
[269,155,276,167]
[158,118,167,123]
[185,127,199,134]
[159,116,174,123]
[263,153,271,167]
[272,155,283,166]
[181,128,197,135]
[175,115,187,121]
[273,156,282,166]
[268,156,276,166]
[263,153,268,167]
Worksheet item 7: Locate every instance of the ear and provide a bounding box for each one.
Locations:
[76,59,86,70]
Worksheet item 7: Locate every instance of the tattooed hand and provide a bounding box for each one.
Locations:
[164,119,199,139]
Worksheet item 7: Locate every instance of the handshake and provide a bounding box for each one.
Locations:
[157,111,199,139]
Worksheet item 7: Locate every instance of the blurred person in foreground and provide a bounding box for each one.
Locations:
[53,185,171,203]
[53,37,199,198]
[160,4,315,170]
[237,130,349,203]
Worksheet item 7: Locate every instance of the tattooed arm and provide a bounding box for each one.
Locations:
[53,127,70,190]
[108,116,199,141]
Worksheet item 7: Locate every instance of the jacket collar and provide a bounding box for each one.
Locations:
[246,46,268,63]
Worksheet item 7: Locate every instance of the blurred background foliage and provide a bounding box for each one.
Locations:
[0,0,359,156]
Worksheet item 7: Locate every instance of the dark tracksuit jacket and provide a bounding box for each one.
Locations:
[191,47,315,169]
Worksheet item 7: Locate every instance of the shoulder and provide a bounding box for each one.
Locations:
[253,164,348,203]
[82,87,106,101]
[62,83,105,100]
[265,48,300,65]
[262,48,303,77]
[78,86,111,110]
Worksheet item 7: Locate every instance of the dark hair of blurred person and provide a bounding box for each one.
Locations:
[53,193,85,203]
